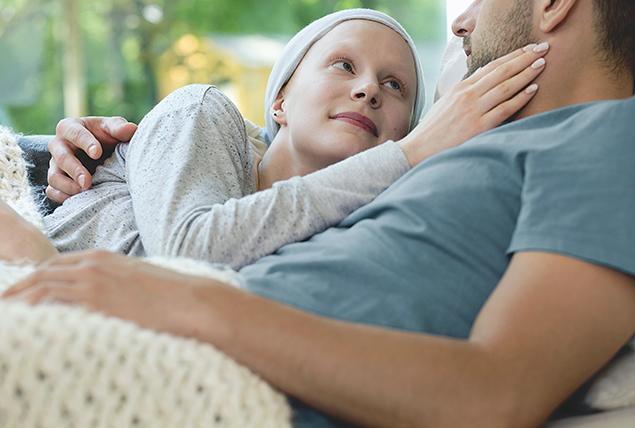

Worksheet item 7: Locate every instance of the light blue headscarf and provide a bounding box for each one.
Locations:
[264,8,426,141]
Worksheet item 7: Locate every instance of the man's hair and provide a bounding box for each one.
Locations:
[591,0,635,80]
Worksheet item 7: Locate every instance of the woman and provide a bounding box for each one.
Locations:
[23,9,547,271]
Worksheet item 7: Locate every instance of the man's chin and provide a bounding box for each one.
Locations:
[463,63,481,80]
[462,51,506,80]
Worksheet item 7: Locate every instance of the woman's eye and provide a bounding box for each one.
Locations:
[333,61,354,73]
[384,81,401,91]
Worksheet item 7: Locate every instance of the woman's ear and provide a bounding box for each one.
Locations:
[538,0,579,33]
[270,90,287,126]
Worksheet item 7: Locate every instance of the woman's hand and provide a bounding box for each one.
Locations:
[398,43,549,167]
[1,250,231,340]
[47,116,138,203]
[0,199,57,264]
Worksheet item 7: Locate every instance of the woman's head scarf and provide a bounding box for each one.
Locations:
[264,8,426,140]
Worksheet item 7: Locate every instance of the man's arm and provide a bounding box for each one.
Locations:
[201,251,635,428]
[5,250,635,428]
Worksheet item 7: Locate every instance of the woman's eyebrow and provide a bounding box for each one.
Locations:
[322,45,354,58]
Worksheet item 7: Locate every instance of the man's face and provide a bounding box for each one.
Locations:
[461,0,538,78]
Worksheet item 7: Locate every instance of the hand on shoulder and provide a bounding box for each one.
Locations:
[47,116,137,203]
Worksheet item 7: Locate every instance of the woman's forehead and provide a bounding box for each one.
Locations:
[319,20,407,51]
[310,20,416,72]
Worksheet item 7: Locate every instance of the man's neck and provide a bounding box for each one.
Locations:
[512,46,634,121]
[515,78,633,121]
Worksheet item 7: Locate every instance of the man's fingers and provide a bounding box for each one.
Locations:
[47,156,88,195]
[4,282,57,305]
[48,138,94,189]
[48,116,136,197]
[1,255,82,298]
[104,117,138,143]
[6,281,92,307]
[55,118,103,159]
[47,139,82,176]
[3,285,47,305]
[55,116,135,161]
[1,250,116,300]
[1,270,39,298]
[45,185,72,204]
[37,250,119,272]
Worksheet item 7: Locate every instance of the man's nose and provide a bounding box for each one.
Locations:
[452,0,482,37]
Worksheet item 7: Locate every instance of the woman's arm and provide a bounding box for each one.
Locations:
[46,46,547,270]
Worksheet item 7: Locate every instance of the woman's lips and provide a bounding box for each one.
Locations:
[332,112,378,137]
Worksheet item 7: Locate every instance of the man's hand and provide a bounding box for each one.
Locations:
[1,250,232,339]
[47,116,137,203]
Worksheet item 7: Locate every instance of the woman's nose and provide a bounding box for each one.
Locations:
[352,78,381,107]
[452,0,481,37]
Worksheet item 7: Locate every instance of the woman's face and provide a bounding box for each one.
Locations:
[276,20,418,172]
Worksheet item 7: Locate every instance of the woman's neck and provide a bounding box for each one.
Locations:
[254,132,304,191]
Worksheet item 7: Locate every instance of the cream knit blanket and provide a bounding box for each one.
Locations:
[0,125,291,427]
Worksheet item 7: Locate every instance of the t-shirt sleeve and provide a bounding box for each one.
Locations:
[507,105,635,277]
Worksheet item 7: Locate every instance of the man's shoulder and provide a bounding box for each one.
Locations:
[482,96,635,158]
[526,96,635,134]
[569,96,635,127]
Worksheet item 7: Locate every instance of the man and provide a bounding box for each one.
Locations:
[6,0,635,427]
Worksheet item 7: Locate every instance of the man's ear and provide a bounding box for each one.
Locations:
[270,90,287,126]
[538,0,579,33]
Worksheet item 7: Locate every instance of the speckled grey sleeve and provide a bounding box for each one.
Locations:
[125,85,258,266]
[46,84,411,270]
[44,143,145,256]
[126,84,411,270]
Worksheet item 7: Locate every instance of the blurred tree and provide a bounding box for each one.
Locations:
[0,0,445,135]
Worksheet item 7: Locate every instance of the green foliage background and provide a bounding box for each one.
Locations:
[0,0,445,135]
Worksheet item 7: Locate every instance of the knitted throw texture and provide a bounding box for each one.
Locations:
[0,125,292,428]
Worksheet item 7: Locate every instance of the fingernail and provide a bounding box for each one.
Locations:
[525,84,538,94]
[78,174,86,188]
[533,42,549,53]
[531,58,546,69]
[88,146,98,158]
[523,44,538,52]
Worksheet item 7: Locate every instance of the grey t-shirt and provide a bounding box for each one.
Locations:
[239,96,635,427]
